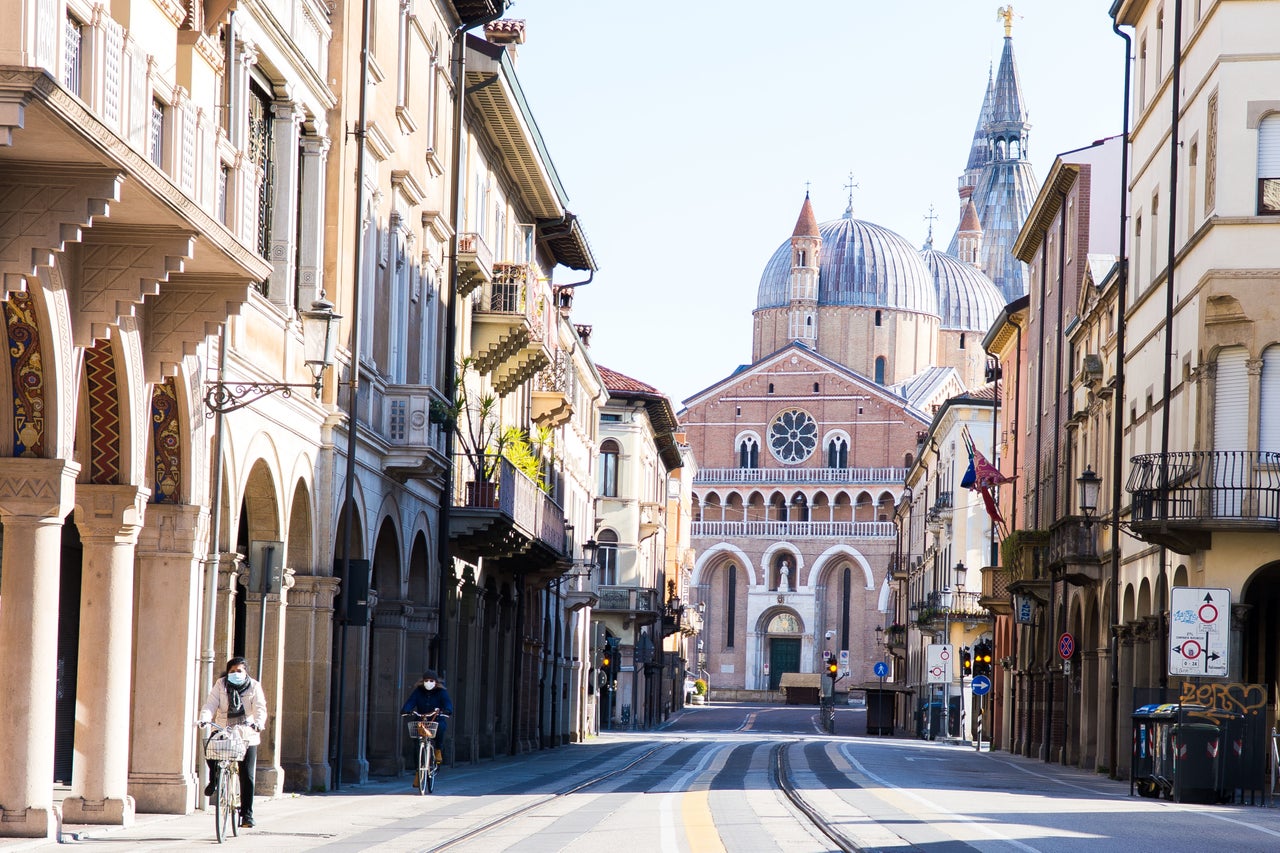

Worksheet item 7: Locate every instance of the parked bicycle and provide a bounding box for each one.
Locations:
[403,710,447,794]
[200,721,247,843]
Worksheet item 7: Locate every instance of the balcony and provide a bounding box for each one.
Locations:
[449,457,567,579]
[471,263,554,396]
[456,232,494,296]
[379,385,449,483]
[979,564,1012,615]
[694,467,906,485]
[531,350,574,428]
[1047,515,1101,586]
[914,590,988,628]
[1127,450,1280,554]
[595,585,661,626]
[691,520,896,539]
[639,501,663,541]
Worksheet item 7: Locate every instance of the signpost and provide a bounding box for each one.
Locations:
[1170,587,1230,677]
[926,644,952,741]
[839,649,850,678]
[971,674,991,752]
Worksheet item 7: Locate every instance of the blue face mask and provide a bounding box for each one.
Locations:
[227,671,248,686]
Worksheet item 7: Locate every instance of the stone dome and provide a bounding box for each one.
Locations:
[920,248,1006,331]
[756,217,939,316]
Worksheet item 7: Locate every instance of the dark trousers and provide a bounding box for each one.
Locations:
[207,743,257,820]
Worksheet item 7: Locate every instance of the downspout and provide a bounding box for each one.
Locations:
[1157,0,1184,699]
[334,0,373,790]
[437,0,508,749]
[1050,197,1069,765]
[1033,224,1050,760]
[1109,11,1132,782]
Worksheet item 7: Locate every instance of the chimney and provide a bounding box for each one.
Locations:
[484,19,526,67]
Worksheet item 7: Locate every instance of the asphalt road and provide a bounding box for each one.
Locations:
[6,701,1280,852]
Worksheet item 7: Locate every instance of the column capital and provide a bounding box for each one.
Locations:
[301,135,331,156]
[0,458,79,521]
[136,503,209,556]
[73,484,149,543]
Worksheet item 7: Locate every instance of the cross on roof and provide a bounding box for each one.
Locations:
[923,205,939,249]
[843,171,859,218]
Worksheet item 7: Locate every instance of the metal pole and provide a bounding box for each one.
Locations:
[257,544,273,671]
[943,604,951,740]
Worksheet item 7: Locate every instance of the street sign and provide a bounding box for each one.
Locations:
[1170,587,1230,677]
[873,661,889,678]
[926,643,952,684]
[839,649,850,676]
[971,674,992,696]
[1058,632,1075,660]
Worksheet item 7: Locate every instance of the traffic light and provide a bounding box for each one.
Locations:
[605,637,621,680]
[826,658,838,681]
[960,646,973,677]
[973,640,993,678]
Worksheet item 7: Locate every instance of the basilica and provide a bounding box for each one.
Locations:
[681,23,1035,696]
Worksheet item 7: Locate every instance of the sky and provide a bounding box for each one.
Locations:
[508,1,1125,407]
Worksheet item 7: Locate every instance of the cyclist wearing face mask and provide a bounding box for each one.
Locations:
[199,656,269,828]
[401,669,453,764]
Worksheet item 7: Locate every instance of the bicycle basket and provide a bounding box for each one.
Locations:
[205,731,247,761]
[418,721,439,739]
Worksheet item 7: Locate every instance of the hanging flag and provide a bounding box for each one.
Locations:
[961,426,1012,527]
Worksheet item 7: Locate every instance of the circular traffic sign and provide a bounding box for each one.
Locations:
[873,661,889,678]
[971,675,992,696]
[1199,603,1219,624]
[930,666,944,677]
[1059,633,1075,660]
[1177,639,1203,659]
[940,648,951,660]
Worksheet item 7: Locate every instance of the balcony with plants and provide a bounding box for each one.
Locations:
[471,263,555,395]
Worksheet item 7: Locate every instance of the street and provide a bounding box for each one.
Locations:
[10,702,1280,852]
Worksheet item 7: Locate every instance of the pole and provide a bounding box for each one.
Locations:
[257,544,274,671]
[942,604,951,740]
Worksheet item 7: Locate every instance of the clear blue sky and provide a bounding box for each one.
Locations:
[511,1,1123,405]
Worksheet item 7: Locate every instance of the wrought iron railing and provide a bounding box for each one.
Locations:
[596,585,659,614]
[452,456,565,554]
[1128,450,1280,523]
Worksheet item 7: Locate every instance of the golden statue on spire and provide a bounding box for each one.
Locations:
[998,5,1016,38]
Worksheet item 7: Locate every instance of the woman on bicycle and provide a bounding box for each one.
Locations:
[199,657,268,828]
[400,669,452,763]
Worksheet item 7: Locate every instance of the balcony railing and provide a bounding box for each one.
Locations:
[694,467,906,485]
[472,264,553,394]
[691,520,895,539]
[914,590,987,625]
[456,232,494,295]
[1128,450,1280,551]
[450,456,565,561]
[380,385,449,481]
[596,585,660,614]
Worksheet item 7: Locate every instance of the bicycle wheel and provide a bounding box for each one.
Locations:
[228,765,241,837]
[214,765,232,843]
[425,741,437,794]
[417,741,430,795]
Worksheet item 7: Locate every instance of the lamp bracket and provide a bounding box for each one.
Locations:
[204,379,322,416]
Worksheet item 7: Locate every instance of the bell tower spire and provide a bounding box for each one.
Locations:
[788,192,820,346]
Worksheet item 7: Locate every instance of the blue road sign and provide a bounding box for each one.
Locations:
[873,661,889,678]
[971,674,992,696]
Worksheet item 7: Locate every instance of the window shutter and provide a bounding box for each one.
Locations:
[1214,347,1249,451]
[1258,116,1280,178]
[1262,348,1280,452]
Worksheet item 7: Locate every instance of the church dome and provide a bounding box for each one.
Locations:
[920,248,1005,331]
[756,217,939,316]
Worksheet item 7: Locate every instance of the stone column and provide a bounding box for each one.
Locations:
[215,553,243,662]
[128,503,208,814]
[267,101,304,309]
[337,590,376,785]
[63,485,148,826]
[281,574,339,792]
[1116,624,1137,779]
[367,601,410,775]
[0,459,78,839]
[296,135,330,310]
[243,568,294,798]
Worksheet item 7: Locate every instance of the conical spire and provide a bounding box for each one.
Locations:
[792,192,819,238]
[990,31,1028,131]
[964,67,995,175]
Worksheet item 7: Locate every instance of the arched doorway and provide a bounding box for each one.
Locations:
[761,609,805,690]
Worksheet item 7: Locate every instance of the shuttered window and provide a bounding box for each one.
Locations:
[1262,347,1280,452]
[1215,346,1249,450]
[1257,115,1280,214]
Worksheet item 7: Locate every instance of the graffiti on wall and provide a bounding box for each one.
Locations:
[1178,681,1266,725]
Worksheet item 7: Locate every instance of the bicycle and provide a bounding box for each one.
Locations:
[201,721,247,843]
[403,710,446,795]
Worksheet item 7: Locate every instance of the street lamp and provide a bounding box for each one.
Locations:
[204,297,342,414]
[1077,465,1102,527]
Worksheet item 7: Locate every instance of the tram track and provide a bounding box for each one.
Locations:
[421,743,668,852]
[773,741,862,853]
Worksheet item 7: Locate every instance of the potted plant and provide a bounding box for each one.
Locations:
[691,679,708,704]
[447,357,502,506]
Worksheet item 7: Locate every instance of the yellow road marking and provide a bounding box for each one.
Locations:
[681,789,725,853]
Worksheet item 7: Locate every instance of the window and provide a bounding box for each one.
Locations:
[725,565,736,648]
[813,382,820,393]
[149,99,165,168]
[767,383,774,394]
[64,14,84,96]
[601,413,622,423]
[1206,92,1218,215]
[597,530,618,585]
[738,436,759,469]
[248,81,275,285]
[875,357,886,385]
[599,439,620,497]
[1257,115,1280,215]
[875,310,882,327]
[827,436,848,468]
[768,409,818,464]
[1261,347,1280,452]
[217,165,231,226]
[959,333,966,350]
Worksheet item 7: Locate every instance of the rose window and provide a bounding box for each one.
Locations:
[768,409,818,463]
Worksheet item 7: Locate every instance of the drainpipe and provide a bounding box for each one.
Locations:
[1034,223,1051,761]
[1051,195,1069,764]
[1156,0,1184,701]
[1109,12,1133,782]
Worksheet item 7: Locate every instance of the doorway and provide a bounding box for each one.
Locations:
[769,638,800,691]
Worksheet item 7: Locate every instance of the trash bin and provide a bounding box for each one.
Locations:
[865,689,894,736]
[1131,703,1229,804]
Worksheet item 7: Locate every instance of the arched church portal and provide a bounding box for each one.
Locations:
[760,609,804,690]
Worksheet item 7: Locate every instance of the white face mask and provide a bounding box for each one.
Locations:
[227,671,247,686]
[424,680,437,690]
